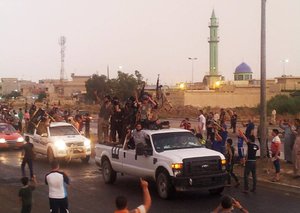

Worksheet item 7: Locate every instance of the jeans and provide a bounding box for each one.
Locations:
[21,159,33,178]
[244,161,257,191]
[273,159,280,173]
[21,204,32,213]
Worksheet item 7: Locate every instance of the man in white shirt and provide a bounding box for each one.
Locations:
[45,160,70,213]
[198,110,206,137]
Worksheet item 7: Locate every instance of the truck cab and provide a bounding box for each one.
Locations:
[27,122,91,163]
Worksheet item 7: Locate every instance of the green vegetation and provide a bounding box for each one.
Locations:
[85,70,144,102]
[267,94,300,115]
[37,92,47,101]
[2,90,21,99]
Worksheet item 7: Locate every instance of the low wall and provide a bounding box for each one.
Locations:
[183,90,277,108]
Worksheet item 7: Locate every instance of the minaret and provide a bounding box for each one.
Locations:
[209,10,219,76]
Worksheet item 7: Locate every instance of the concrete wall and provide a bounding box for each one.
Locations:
[167,86,282,108]
[183,89,279,108]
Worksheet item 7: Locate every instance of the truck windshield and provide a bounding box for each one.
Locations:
[50,126,79,136]
[152,132,203,152]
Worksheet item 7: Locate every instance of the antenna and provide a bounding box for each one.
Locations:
[58,36,66,81]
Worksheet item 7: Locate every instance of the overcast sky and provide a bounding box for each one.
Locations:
[0,0,299,85]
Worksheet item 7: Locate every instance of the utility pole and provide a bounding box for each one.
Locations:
[59,36,66,82]
[260,0,267,157]
[188,57,197,84]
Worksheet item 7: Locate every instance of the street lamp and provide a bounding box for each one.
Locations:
[188,57,197,84]
[280,59,289,76]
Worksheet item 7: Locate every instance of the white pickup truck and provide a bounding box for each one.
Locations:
[26,122,91,163]
[95,128,227,199]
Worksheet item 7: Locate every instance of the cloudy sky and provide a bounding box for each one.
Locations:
[0,0,299,85]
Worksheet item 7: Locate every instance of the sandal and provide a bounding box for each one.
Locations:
[271,178,280,182]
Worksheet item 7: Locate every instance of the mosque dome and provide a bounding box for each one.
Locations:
[235,62,252,73]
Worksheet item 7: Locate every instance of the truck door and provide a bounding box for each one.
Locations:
[33,126,49,155]
[122,135,154,177]
[109,146,124,172]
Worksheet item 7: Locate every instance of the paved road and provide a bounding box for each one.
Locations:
[1,150,300,213]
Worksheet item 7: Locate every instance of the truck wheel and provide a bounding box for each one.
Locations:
[209,187,224,195]
[81,155,90,163]
[156,171,174,199]
[47,148,55,163]
[102,159,117,184]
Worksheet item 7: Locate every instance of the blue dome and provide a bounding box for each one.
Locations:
[235,62,252,73]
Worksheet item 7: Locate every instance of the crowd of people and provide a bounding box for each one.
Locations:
[96,94,162,144]
[0,102,91,138]
[2,98,298,212]
[180,108,300,187]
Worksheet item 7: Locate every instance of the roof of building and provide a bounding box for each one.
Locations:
[234,62,252,74]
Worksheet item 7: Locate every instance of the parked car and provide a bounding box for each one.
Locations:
[0,123,24,149]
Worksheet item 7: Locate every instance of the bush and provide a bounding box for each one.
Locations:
[267,94,300,115]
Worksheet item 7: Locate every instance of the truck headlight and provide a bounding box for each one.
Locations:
[84,139,91,149]
[221,159,226,170]
[171,163,183,177]
[0,138,6,143]
[17,137,24,143]
[54,140,66,151]
[171,163,183,170]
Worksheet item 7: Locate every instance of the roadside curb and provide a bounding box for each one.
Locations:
[256,177,300,195]
[236,174,300,195]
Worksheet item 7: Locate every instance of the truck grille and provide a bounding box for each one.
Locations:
[182,156,221,176]
[66,142,84,147]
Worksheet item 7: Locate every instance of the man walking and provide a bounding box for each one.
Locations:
[45,160,70,213]
[243,131,259,193]
[21,136,35,179]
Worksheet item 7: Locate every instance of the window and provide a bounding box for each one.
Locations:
[152,132,203,152]
[237,75,244,81]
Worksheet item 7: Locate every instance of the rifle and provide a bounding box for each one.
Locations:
[137,82,145,102]
[156,74,161,101]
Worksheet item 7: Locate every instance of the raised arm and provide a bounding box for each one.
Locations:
[140,178,151,212]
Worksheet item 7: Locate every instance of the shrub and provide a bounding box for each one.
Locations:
[267,94,300,115]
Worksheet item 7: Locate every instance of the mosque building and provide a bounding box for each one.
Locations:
[234,62,253,81]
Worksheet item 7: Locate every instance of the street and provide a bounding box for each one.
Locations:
[1,150,300,213]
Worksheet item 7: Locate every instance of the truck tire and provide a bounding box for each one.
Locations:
[81,155,90,163]
[209,187,224,195]
[47,148,55,163]
[102,159,117,184]
[156,171,174,199]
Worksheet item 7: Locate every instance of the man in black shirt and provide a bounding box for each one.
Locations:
[21,136,35,179]
[243,133,259,193]
[19,176,37,213]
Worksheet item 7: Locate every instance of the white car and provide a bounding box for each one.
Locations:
[95,128,227,199]
[26,122,91,163]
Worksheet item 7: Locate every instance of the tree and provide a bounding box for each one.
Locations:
[3,90,21,99]
[85,74,110,102]
[85,71,144,103]
[37,92,47,101]
[267,94,300,115]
